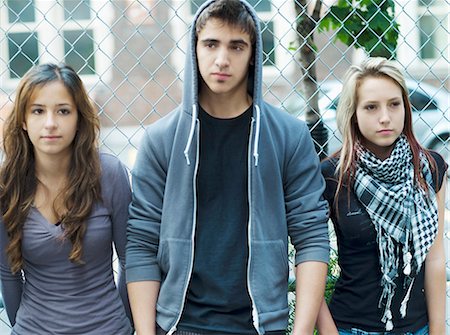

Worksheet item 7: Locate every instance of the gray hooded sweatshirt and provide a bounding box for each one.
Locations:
[126,1,330,334]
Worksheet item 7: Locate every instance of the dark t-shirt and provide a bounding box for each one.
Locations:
[321,151,447,332]
[178,106,257,334]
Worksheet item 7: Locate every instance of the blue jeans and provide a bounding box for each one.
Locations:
[338,324,428,335]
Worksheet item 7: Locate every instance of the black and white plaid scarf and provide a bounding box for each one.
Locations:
[353,135,438,331]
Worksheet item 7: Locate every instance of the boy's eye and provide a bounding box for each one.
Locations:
[231,44,245,51]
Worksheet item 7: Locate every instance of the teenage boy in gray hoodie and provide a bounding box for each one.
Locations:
[126,1,330,334]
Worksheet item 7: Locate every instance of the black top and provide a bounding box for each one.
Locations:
[321,151,447,332]
[179,106,256,334]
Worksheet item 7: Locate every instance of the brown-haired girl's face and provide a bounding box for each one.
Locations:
[355,76,405,159]
[22,80,78,161]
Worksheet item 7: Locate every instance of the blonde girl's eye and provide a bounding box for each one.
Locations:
[31,108,44,115]
[58,108,71,115]
[365,104,376,111]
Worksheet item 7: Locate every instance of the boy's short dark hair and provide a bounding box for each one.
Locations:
[195,0,256,45]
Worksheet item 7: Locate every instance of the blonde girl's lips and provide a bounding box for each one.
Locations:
[377,129,393,135]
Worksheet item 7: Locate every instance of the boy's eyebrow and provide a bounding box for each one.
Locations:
[230,39,249,46]
[200,38,249,46]
[199,38,219,43]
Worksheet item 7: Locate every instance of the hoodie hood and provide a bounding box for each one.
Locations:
[182,0,264,113]
[182,0,264,166]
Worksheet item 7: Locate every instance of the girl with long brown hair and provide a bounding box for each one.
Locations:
[0,63,132,334]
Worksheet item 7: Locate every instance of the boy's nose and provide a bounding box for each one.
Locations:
[215,48,230,69]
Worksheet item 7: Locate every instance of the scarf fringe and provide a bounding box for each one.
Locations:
[400,278,415,318]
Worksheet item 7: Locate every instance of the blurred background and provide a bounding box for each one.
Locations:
[0,0,448,333]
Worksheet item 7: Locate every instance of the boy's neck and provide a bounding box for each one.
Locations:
[199,88,253,119]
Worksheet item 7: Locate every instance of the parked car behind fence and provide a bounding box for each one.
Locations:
[286,79,450,161]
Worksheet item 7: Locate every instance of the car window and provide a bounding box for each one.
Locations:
[409,91,437,111]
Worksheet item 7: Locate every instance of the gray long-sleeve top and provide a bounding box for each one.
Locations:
[0,153,132,335]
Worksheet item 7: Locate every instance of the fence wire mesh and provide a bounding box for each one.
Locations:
[0,0,449,332]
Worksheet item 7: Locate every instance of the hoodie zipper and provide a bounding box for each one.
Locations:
[168,119,200,335]
[247,117,261,334]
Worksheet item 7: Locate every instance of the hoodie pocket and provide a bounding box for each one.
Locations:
[250,240,289,314]
[157,238,191,314]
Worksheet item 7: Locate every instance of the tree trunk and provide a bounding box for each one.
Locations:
[294,0,328,159]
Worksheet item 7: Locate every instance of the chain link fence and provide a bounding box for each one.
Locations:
[0,0,449,332]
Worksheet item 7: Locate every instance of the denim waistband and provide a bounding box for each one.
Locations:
[157,327,205,335]
[337,324,429,335]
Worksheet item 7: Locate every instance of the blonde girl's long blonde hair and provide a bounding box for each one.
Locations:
[334,57,434,206]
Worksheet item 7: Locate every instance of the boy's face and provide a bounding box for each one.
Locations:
[196,18,253,97]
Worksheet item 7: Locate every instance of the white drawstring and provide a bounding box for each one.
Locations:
[253,105,261,166]
[183,104,198,165]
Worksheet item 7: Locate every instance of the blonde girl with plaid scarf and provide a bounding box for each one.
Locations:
[316,57,447,335]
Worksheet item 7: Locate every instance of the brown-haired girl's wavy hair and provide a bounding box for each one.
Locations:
[0,63,101,274]
[332,57,436,209]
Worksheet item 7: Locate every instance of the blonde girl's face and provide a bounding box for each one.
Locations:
[355,76,405,160]
[23,81,78,161]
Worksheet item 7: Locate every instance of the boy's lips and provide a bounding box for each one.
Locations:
[212,72,231,80]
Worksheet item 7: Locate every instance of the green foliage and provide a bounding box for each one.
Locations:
[288,41,298,52]
[318,0,399,58]
[287,298,296,334]
[324,249,339,303]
